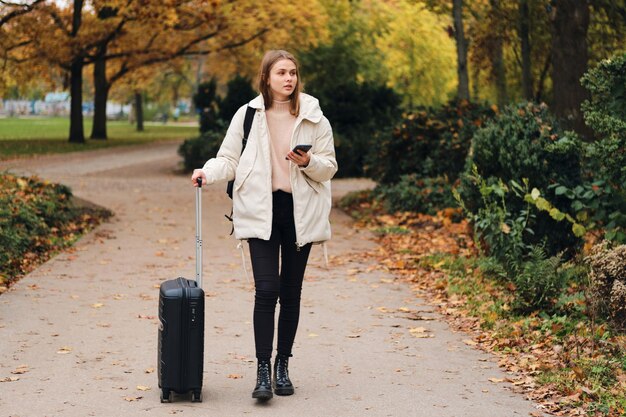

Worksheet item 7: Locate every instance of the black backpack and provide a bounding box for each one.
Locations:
[225,106,256,228]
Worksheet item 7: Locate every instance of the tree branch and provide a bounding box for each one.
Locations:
[108,27,268,85]
[0,0,44,27]
[41,7,72,37]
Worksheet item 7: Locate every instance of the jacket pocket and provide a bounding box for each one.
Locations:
[234,148,257,191]
[303,175,322,193]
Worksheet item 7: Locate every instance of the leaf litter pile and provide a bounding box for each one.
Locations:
[341,196,626,417]
[0,173,112,292]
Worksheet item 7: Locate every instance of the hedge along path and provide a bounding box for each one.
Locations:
[0,141,547,416]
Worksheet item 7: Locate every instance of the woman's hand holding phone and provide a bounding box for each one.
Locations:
[286,144,311,167]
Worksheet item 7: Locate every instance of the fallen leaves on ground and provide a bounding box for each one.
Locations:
[409,327,433,338]
[342,206,625,417]
[11,365,29,375]
[0,174,112,291]
[124,396,143,402]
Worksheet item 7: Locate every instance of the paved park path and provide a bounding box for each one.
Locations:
[0,142,546,417]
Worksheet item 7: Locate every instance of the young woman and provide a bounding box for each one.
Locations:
[191,50,337,401]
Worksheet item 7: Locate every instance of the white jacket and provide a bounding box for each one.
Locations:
[201,93,338,246]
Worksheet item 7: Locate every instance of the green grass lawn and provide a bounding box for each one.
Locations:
[0,116,199,160]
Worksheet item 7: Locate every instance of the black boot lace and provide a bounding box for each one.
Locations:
[257,360,271,387]
[275,357,291,385]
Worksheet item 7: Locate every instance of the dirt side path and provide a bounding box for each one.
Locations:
[0,142,546,416]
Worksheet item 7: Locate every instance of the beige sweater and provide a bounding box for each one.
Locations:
[266,100,296,192]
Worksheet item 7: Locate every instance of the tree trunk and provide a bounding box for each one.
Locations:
[491,0,508,108]
[519,0,533,101]
[68,0,84,144]
[472,66,480,100]
[453,0,470,101]
[68,58,85,143]
[535,54,551,102]
[90,6,119,140]
[91,51,109,140]
[550,0,591,137]
[135,91,144,132]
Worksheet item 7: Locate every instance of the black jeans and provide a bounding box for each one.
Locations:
[248,191,312,361]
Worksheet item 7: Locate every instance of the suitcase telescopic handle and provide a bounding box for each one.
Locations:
[195,177,202,288]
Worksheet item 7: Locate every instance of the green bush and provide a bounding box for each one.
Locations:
[479,246,570,314]
[580,53,626,243]
[177,129,225,172]
[366,100,496,185]
[0,174,110,284]
[373,175,456,214]
[217,74,257,122]
[459,102,584,257]
[455,168,537,262]
[581,53,626,146]
[300,36,402,178]
[315,81,401,178]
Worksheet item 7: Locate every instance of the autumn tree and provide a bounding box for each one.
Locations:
[0,0,43,26]
[10,0,115,143]
[95,0,329,139]
[296,0,402,176]
[4,0,328,143]
[376,0,456,108]
[0,0,44,94]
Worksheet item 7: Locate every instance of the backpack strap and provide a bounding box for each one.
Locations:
[225,106,256,233]
[241,105,255,152]
[226,106,256,199]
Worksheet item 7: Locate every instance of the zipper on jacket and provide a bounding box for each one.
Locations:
[288,121,306,247]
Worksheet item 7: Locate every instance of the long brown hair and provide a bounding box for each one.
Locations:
[258,50,301,116]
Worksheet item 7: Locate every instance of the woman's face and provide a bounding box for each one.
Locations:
[267,58,297,101]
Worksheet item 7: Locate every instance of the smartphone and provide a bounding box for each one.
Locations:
[292,144,312,155]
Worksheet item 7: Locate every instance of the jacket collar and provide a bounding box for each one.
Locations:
[248,93,323,124]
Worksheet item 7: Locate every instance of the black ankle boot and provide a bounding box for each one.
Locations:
[252,359,273,400]
[273,355,294,396]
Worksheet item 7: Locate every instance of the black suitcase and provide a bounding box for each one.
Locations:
[158,178,205,403]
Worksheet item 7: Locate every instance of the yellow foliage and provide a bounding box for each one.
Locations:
[376,0,457,107]
[1,0,329,96]
[202,1,330,84]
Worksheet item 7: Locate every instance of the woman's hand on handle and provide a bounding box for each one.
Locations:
[191,169,207,187]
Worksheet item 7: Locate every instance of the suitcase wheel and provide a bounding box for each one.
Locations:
[160,389,172,403]
[191,390,202,402]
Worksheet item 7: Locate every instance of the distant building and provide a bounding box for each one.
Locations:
[0,92,129,117]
